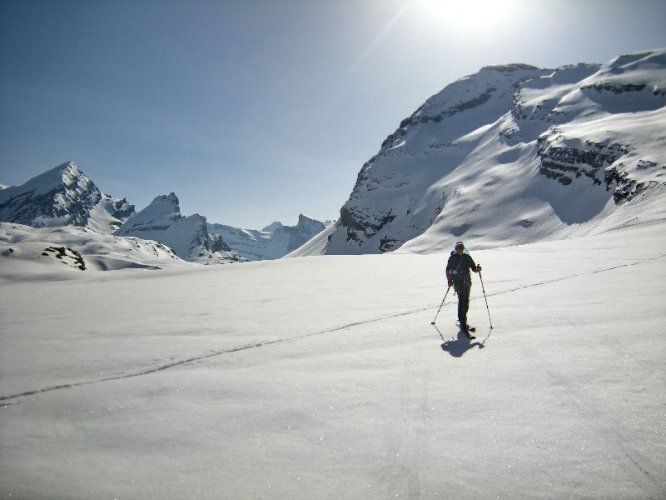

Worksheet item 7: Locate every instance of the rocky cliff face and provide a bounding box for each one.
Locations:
[0,162,134,233]
[317,49,666,255]
[282,215,327,254]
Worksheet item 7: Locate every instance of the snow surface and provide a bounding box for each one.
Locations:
[0,223,188,276]
[1,219,665,499]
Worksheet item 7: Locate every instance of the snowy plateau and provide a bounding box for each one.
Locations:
[1,49,666,499]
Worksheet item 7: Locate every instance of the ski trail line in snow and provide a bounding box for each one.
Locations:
[0,307,431,402]
[2,252,664,403]
[484,252,666,298]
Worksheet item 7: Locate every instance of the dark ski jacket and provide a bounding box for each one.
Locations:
[446,251,478,283]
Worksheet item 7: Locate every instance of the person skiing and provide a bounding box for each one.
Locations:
[446,241,482,336]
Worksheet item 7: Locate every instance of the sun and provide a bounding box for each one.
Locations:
[414,0,517,35]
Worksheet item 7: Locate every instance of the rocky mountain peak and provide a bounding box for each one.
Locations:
[137,192,183,224]
[115,193,237,263]
[0,161,134,232]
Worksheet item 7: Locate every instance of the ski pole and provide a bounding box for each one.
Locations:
[478,271,494,329]
[431,285,452,325]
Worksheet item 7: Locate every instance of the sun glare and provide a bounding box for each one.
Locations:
[415,0,517,35]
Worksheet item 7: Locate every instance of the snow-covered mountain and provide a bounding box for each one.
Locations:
[115,193,237,264]
[297,49,666,256]
[208,214,326,261]
[0,161,135,233]
[0,162,325,268]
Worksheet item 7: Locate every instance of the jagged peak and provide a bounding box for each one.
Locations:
[296,214,324,228]
[1,161,96,200]
[0,161,135,232]
[152,192,180,205]
[38,160,79,176]
[144,192,176,208]
[139,192,182,221]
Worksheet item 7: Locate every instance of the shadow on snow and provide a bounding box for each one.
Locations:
[432,324,490,357]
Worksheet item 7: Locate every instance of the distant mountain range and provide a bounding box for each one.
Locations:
[2,48,665,273]
[208,215,327,261]
[114,192,237,263]
[0,162,326,267]
[293,48,666,256]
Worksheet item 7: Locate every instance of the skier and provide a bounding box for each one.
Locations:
[446,241,482,336]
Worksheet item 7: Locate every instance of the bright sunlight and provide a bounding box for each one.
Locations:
[414,0,519,35]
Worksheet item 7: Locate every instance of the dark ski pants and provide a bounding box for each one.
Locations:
[453,279,471,327]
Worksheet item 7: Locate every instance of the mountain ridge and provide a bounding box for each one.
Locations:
[208,214,327,261]
[114,192,237,264]
[0,163,327,268]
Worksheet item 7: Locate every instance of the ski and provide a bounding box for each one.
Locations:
[455,322,476,339]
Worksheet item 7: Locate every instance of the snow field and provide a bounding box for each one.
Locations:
[1,222,665,499]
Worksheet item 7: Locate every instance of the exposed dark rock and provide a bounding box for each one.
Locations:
[583,83,647,94]
[42,246,86,270]
[379,236,403,253]
[536,135,641,194]
[340,205,396,242]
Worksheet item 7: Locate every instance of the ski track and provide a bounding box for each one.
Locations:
[0,307,432,403]
[2,253,664,403]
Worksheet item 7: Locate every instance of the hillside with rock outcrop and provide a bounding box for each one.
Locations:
[293,49,666,256]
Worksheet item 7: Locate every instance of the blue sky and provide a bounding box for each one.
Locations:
[1,0,665,228]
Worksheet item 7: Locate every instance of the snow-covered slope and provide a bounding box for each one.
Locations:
[208,214,326,261]
[1,218,665,499]
[0,222,186,277]
[0,162,135,233]
[317,49,666,255]
[115,192,237,264]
